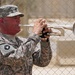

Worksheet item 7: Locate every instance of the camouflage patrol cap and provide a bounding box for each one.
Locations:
[0,5,24,18]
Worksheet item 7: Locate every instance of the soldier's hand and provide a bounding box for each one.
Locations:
[41,27,52,41]
[33,18,47,35]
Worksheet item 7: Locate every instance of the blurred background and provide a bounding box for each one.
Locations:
[1,0,75,75]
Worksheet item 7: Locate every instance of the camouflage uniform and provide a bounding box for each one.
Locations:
[0,33,52,75]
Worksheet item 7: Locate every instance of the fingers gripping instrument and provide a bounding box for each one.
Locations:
[40,28,50,38]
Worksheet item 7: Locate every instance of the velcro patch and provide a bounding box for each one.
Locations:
[0,43,16,57]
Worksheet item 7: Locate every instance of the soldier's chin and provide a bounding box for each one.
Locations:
[16,29,22,35]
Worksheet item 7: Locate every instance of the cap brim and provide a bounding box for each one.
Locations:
[7,12,24,17]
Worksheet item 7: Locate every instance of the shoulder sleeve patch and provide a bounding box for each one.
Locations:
[0,43,16,56]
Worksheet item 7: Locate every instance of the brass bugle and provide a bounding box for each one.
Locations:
[20,24,73,36]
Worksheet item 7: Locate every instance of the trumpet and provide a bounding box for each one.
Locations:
[20,24,73,36]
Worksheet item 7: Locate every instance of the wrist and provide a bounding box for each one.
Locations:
[41,38,49,42]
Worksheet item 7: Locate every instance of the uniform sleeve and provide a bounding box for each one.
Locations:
[22,33,41,56]
[33,39,52,67]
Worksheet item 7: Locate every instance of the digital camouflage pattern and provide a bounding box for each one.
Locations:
[0,5,24,18]
[0,33,52,75]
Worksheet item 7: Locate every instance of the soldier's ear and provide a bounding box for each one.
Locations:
[1,18,6,24]
[0,18,3,28]
[0,18,3,23]
[0,18,6,26]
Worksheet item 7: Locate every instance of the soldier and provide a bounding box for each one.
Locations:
[0,5,52,75]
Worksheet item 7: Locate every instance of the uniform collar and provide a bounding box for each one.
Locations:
[0,32,23,47]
